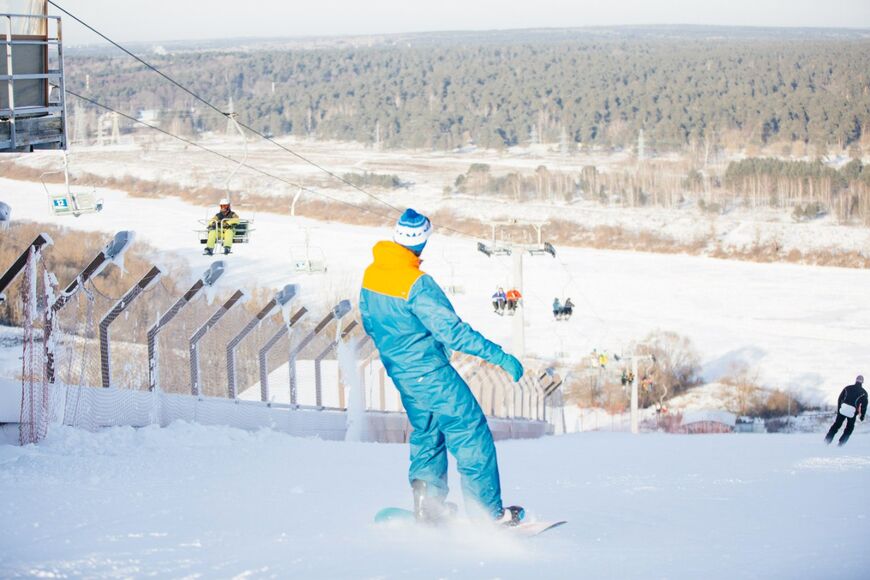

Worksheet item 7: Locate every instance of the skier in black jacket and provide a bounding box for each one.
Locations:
[825,375,866,446]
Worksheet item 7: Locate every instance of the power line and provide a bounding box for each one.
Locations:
[48,0,405,216]
[65,90,400,225]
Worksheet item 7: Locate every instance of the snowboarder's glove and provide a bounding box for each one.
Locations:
[496,352,524,382]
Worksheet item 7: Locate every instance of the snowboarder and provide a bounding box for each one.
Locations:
[506,288,522,314]
[825,375,866,447]
[492,287,507,315]
[552,298,561,320]
[205,199,240,256]
[359,209,526,526]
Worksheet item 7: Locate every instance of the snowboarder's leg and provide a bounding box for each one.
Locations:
[402,393,449,500]
[206,229,218,250]
[409,365,503,518]
[839,417,857,446]
[222,228,234,251]
[825,414,845,443]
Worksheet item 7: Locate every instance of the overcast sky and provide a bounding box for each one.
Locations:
[50,0,870,45]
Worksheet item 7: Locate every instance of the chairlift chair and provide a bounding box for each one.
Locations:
[291,228,327,274]
[41,151,103,218]
[197,216,254,246]
[528,241,557,258]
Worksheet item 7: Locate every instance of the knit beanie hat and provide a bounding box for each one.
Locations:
[393,209,432,254]
[858,375,864,384]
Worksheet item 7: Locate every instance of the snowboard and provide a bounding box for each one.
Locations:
[373,507,566,537]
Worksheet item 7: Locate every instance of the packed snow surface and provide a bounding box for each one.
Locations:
[1,422,868,579]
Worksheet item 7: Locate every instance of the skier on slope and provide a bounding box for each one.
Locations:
[825,375,867,447]
[205,199,240,256]
[359,209,526,526]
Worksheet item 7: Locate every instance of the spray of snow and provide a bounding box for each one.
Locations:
[339,337,367,442]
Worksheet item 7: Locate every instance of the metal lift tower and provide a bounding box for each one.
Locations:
[1,1,67,152]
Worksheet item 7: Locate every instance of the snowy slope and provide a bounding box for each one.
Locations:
[1,422,868,579]
[2,177,869,405]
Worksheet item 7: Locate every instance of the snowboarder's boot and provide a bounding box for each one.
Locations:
[223,246,231,255]
[204,247,214,256]
[412,480,456,524]
[495,505,525,527]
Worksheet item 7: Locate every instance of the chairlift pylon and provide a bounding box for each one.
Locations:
[41,150,103,217]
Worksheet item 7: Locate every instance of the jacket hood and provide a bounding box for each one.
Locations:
[371,240,422,269]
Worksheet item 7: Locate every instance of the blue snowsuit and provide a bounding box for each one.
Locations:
[359,241,510,517]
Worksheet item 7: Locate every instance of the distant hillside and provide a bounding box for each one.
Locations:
[65,26,870,152]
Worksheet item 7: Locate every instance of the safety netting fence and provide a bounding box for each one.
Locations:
[2,230,559,444]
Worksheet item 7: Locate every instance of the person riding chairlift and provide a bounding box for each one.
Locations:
[492,287,507,315]
[205,199,240,256]
[506,288,522,313]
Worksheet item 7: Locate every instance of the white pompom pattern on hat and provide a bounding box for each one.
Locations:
[394,208,432,249]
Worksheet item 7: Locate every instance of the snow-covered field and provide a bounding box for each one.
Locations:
[1,422,868,579]
[9,141,870,256]
[2,177,868,404]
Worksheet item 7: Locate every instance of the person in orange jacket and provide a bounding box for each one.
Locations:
[506,288,522,313]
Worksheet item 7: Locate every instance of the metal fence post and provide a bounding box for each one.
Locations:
[47,231,132,383]
[226,284,297,399]
[517,376,530,418]
[314,319,358,408]
[189,289,244,396]
[99,266,163,388]
[148,261,224,391]
[0,234,52,296]
[258,307,307,402]
[288,300,351,406]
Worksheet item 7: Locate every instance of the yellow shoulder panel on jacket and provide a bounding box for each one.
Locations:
[361,241,425,300]
[362,265,423,300]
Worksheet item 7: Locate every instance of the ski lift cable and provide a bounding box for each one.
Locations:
[552,252,613,347]
[67,90,484,244]
[65,90,402,226]
[554,253,605,324]
[48,0,407,218]
[223,113,249,206]
[50,1,487,242]
[50,2,544,247]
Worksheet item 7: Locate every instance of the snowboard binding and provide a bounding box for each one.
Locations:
[496,505,526,527]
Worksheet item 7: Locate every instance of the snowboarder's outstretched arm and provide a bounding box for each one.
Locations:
[410,275,522,380]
